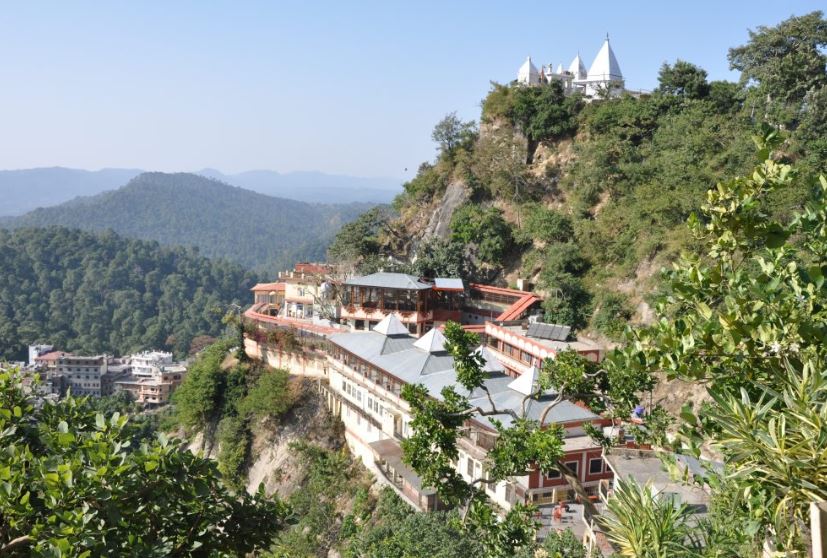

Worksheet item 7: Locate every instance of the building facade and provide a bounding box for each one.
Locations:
[324,314,611,512]
[56,355,110,397]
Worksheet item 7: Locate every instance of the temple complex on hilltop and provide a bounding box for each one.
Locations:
[517,35,626,98]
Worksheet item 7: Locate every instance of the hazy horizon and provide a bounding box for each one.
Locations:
[1,1,823,179]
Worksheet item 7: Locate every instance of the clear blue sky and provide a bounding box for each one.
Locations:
[0,1,822,181]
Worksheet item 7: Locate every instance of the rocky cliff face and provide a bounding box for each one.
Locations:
[245,380,345,497]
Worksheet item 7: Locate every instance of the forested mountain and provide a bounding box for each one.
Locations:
[2,172,373,273]
[197,168,400,204]
[330,11,827,340]
[0,167,142,216]
[0,167,398,217]
[0,227,257,360]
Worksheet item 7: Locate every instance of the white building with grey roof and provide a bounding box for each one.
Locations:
[323,314,613,512]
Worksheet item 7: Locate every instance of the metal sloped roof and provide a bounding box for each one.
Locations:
[434,278,464,291]
[345,272,432,290]
[329,329,599,429]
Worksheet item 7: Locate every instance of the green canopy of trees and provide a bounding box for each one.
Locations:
[0,227,258,360]
[0,368,287,556]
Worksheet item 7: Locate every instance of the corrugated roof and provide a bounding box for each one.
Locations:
[345,272,432,290]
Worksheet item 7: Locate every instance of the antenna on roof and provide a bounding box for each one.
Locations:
[606,32,610,41]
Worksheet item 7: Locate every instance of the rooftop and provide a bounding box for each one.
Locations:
[345,272,433,291]
[251,282,286,292]
[490,322,600,354]
[329,320,599,431]
[603,448,712,509]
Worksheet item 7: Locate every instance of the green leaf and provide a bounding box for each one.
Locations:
[144,460,159,472]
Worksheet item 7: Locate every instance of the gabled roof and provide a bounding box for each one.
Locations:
[568,53,587,79]
[373,314,409,336]
[413,328,447,353]
[587,38,623,81]
[517,56,540,85]
[345,272,432,290]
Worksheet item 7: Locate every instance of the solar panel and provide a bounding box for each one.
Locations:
[527,322,571,341]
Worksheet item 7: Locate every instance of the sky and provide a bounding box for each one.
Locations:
[0,1,823,181]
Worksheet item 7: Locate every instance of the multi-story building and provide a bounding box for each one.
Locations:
[113,350,187,405]
[130,350,173,376]
[28,344,54,366]
[56,355,110,397]
[278,263,337,321]
[484,320,602,377]
[324,314,611,511]
[251,282,285,316]
[340,272,437,336]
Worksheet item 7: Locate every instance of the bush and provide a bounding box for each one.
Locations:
[592,292,634,339]
[516,203,573,245]
[238,369,294,422]
[450,204,514,266]
[216,414,250,490]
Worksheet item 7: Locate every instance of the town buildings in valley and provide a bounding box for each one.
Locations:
[26,346,187,404]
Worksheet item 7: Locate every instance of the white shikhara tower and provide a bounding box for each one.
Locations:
[516,35,625,98]
[517,56,541,86]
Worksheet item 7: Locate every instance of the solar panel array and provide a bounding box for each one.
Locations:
[527,322,571,341]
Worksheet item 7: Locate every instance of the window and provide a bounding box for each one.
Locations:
[545,469,561,480]
[589,458,603,475]
[341,379,346,391]
[566,461,579,477]
[467,458,474,477]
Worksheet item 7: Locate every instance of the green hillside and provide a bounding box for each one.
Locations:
[330,11,827,339]
[3,172,373,274]
[0,227,257,359]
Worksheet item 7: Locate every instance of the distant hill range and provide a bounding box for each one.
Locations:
[196,169,400,204]
[0,167,400,216]
[1,172,375,274]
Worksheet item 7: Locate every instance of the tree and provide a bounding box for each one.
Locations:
[606,130,827,552]
[656,60,710,99]
[450,204,514,267]
[0,369,287,556]
[599,477,702,558]
[399,322,651,557]
[327,207,390,266]
[414,237,470,279]
[728,11,827,116]
[237,368,295,422]
[432,112,478,158]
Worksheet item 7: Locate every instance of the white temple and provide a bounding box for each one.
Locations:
[517,36,625,98]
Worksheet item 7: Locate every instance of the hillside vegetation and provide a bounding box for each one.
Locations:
[2,172,373,274]
[330,12,827,339]
[0,227,257,360]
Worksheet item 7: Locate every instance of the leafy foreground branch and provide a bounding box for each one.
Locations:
[599,129,827,555]
[0,370,288,557]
